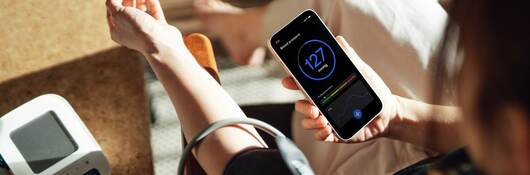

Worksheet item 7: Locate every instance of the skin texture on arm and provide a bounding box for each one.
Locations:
[105,0,265,174]
[146,49,266,174]
[389,96,462,153]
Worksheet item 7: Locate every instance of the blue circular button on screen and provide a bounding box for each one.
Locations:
[297,39,336,81]
[353,109,363,120]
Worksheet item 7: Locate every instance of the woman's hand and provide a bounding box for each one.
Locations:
[282,36,401,143]
[106,0,186,58]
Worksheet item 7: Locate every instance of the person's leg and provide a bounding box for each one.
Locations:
[194,0,267,65]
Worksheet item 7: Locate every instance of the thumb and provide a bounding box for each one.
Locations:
[335,36,367,67]
[335,36,373,76]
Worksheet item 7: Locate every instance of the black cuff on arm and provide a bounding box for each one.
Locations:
[223,148,293,175]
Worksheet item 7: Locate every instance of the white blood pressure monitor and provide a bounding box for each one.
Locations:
[0,94,110,175]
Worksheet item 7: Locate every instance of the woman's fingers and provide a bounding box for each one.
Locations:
[122,0,134,7]
[106,10,116,32]
[336,36,360,62]
[146,0,167,23]
[106,0,123,13]
[295,100,320,119]
[281,76,299,90]
[301,116,328,129]
[323,133,338,142]
[314,126,333,141]
[136,0,147,11]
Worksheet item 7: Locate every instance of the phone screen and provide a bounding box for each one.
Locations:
[270,10,383,139]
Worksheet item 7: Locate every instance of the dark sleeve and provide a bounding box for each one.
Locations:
[223,148,293,175]
[395,148,478,175]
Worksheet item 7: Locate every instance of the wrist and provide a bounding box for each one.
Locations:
[143,40,195,66]
[386,96,419,141]
[141,25,191,63]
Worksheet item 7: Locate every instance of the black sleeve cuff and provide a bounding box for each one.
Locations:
[223,148,292,175]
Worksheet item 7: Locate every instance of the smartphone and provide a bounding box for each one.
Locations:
[268,9,383,141]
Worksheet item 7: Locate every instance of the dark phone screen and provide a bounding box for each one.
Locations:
[270,10,383,139]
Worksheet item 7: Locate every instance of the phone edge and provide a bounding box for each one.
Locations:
[267,9,384,142]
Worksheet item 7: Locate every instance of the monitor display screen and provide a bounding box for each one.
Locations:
[10,111,78,173]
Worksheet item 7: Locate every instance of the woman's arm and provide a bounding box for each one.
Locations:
[106,0,265,174]
[390,96,462,154]
[147,45,267,174]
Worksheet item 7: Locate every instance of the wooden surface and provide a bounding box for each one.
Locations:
[0,0,116,83]
[0,48,153,174]
[0,0,153,174]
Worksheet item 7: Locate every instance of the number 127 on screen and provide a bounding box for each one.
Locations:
[305,47,325,70]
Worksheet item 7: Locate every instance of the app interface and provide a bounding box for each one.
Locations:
[271,11,381,137]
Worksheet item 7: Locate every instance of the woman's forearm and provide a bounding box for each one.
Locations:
[105,0,266,173]
[389,96,462,153]
[144,48,266,174]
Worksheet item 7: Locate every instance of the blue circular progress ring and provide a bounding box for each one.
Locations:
[297,39,336,81]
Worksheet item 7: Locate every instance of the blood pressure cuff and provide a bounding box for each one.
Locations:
[223,148,292,175]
